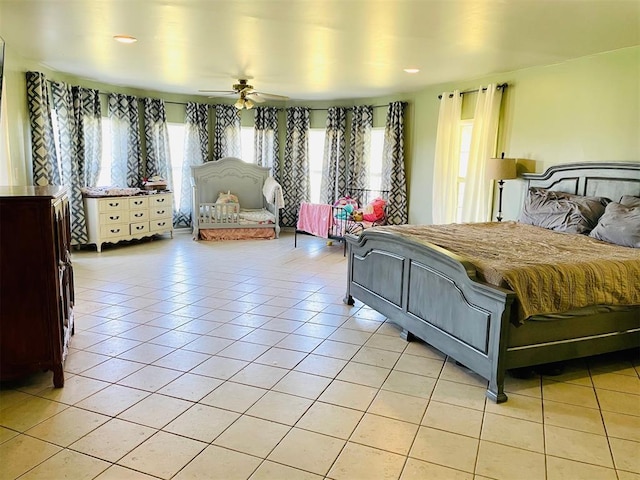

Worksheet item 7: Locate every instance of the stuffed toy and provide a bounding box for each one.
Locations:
[335,203,354,220]
[353,210,364,222]
[333,195,358,209]
[216,190,239,204]
[362,197,386,222]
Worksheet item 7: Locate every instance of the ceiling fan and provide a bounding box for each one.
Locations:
[199,79,289,109]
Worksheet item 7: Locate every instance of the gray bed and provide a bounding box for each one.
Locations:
[344,162,640,402]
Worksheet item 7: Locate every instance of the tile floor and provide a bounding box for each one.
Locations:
[1,231,639,480]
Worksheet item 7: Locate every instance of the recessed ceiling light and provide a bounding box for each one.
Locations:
[113,35,137,44]
[404,68,420,74]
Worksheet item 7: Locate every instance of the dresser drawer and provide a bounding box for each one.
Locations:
[100,224,128,238]
[129,210,149,222]
[99,212,126,224]
[150,219,172,232]
[128,197,149,209]
[130,221,150,235]
[98,198,125,212]
[150,206,171,219]
[150,195,171,207]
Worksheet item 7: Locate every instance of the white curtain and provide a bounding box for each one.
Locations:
[432,90,462,224]
[460,84,503,223]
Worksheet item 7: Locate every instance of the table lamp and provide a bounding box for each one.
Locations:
[486,154,517,222]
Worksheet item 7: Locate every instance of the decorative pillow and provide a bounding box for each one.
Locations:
[518,187,610,234]
[589,202,640,248]
[216,190,239,204]
[620,195,640,208]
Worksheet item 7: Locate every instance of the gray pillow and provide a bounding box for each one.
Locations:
[519,187,610,234]
[589,202,640,248]
[620,195,640,208]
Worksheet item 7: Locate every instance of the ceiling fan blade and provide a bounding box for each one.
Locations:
[250,91,289,101]
[198,89,236,94]
[247,94,266,103]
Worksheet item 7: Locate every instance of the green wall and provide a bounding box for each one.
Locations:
[408,45,639,223]
[1,45,638,223]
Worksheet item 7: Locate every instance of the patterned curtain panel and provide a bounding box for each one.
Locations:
[50,82,102,244]
[381,101,408,225]
[348,105,373,192]
[109,93,142,187]
[281,107,310,227]
[175,102,209,228]
[213,104,241,160]
[143,97,173,190]
[74,87,103,187]
[254,106,280,180]
[26,71,60,186]
[319,107,347,204]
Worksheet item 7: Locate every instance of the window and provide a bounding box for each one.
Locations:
[167,123,185,204]
[240,127,255,164]
[96,118,112,186]
[456,120,474,222]
[308,129,326,203]
[369,127,384,193]
[307,127,384,204]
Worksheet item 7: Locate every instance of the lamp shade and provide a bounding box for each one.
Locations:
[486,157,517,180]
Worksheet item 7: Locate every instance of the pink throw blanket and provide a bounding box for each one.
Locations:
[297,203,332,238]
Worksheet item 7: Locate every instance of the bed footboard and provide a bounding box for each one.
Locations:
[344,230,516,402]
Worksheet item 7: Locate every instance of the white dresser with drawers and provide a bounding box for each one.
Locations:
[83,192,173,252]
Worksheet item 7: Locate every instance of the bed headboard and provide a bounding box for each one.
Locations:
[191,157,270,209]
[521,162,640,200]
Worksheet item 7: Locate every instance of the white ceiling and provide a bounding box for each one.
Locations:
[0,0,638,101]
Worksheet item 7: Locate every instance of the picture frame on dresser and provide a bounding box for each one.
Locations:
[83,191,174,252]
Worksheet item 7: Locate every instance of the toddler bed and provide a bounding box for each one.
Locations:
[191,157,283,240]
[344,162,640,403]
[294,189,388,254]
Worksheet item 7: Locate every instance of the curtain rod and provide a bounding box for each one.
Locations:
[307,103,402,111]
[437,83,508,99]
[97,91,403,110]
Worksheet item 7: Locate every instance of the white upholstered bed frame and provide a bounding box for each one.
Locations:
[191,157,281,239]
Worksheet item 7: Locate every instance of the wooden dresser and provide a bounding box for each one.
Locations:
[83,192,173,252]
[0,186,74,387]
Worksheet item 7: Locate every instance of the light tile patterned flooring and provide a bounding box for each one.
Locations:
[1,231,639,480]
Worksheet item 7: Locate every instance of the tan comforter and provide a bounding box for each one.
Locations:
[374,222,640,322]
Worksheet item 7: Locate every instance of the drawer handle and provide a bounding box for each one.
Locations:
[134,213,144,217]
[135,225,145,230]
[156,198,165,203]
[157,222,166,227]
[109,202,120,207]
[110,228,121,234]
[109,215,120,220]
[133,200,143,205]
[157,210,165,215]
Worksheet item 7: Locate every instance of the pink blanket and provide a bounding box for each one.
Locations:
[297,203,332,238]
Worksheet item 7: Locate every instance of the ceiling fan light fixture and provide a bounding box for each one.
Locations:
[244,99,254,109]
[234,98,245,109]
